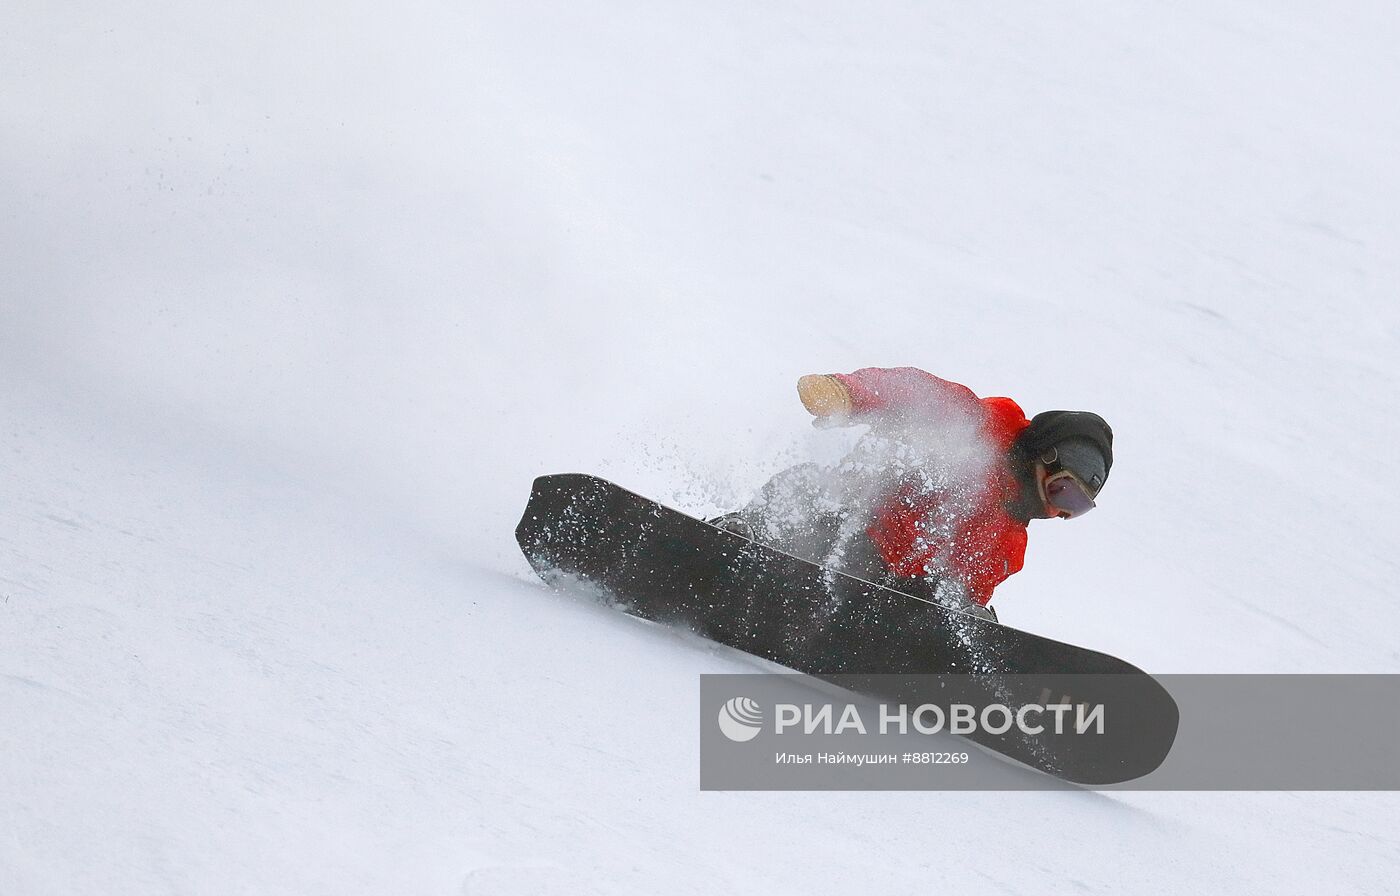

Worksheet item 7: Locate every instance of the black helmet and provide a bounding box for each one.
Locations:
[1016,411,1113,496]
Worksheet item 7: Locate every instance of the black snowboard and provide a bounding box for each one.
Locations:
[516,473,1178,785]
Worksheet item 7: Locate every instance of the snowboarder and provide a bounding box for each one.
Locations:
[712,367,1113,622]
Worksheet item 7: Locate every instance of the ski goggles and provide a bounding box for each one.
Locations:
[1044,471,1097,519]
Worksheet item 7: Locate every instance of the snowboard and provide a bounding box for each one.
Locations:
[516,473,1178,785]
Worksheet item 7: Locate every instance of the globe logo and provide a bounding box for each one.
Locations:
[717,696,763,742]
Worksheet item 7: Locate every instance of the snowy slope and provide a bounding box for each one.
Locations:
[4,1,1400,893]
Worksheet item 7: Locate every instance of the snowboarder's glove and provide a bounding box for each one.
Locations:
[797,374,853,424]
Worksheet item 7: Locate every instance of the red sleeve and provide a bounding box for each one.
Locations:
[956,521,1028,606]
[831,367,983,421]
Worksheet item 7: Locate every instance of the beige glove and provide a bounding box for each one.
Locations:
[797,374,853,418]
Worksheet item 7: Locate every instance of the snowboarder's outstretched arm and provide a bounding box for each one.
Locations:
[797,367,984,425]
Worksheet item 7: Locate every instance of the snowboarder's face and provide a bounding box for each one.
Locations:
[1035,463,1098,520]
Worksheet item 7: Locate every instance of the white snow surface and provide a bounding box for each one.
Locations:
[4,2,1400,892]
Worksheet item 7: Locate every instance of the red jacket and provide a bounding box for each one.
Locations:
[831,368,1033,605]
